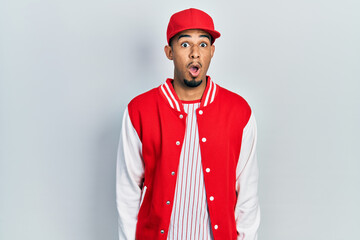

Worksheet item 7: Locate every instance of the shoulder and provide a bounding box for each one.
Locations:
[125,87,161,137]
[214,85,253,126]
[128,87,159,109]
[216,85,252,113]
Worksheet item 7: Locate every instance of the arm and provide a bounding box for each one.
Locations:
[116,107,144,239]
[235,112,261,240]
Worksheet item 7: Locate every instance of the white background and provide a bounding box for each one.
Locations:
[1,0,359,239]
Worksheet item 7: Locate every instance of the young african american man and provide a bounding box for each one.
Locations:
[116,8,260,240]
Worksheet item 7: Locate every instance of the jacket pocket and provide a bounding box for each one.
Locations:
[139,186,147,208]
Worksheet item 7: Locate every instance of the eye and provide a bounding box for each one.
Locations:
[181,42,190,47]
[200,42,208,47]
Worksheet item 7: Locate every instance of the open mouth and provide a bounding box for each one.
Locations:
[188,64,201,77]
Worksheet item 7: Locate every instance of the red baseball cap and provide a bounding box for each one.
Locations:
[166,8,221,45]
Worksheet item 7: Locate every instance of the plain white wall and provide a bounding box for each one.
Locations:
[1,0,359,239]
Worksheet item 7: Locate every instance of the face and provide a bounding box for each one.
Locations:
[164,29,215,88]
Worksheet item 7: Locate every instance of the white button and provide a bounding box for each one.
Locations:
[160,229,165,234]
[209,196,214,201]
[176,141,180,145]
[171,171,175,175]
[202,137,207,142]
[214,225,218,230]
[166,201,170,205]
[199,110,203,115]
[179,114,183,119]
[205,168,210,173]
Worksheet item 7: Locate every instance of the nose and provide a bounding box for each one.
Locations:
[190,45,200,59]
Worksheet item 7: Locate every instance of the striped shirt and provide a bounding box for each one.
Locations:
[167,101,213,240]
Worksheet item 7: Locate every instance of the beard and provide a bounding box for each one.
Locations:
[183,78,203,88]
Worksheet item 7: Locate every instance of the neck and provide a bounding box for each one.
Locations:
[172,77,207,101]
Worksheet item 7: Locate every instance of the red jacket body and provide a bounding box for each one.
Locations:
[126,78,252,240]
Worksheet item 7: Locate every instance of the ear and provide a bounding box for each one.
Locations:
[164,45,173,60]
[210,44,215,58]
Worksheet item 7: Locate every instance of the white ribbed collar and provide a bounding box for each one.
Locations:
[159,76,218,112]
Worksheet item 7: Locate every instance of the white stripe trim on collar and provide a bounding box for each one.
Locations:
[203,80,213,107]
[164,83,181,111]
[160,84,175,109]
[210,82,216,104]
[160,77,217,111]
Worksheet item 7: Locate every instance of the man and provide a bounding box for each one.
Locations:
[116,8,260,240]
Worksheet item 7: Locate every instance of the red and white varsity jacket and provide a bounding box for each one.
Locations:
[116,76,260,240]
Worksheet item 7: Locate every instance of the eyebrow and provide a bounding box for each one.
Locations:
[177,34,211,41]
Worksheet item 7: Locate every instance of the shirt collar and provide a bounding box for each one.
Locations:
[159,75,218,112]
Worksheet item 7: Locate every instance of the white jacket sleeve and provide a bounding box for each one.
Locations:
[116,107,144,240]
[235,112,260,240]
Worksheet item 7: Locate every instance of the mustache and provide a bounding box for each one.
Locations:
[187,62,202,68]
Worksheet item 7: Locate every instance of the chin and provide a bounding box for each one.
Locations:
[183,78,203,88]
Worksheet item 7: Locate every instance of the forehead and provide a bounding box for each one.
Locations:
[175,29,211,39]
